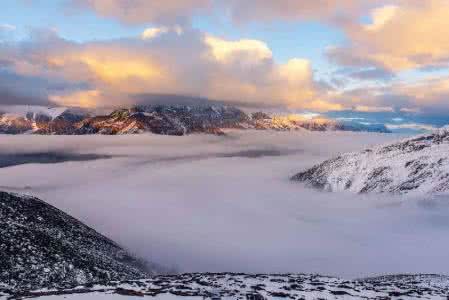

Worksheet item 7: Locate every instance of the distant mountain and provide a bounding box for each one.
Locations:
[0,107,90,134]
[4,273,449,299]
[252,113,390,133]
[292,127,449,195]
[74,105,249,135]
[0,104,391,135]
[0,191,152,290]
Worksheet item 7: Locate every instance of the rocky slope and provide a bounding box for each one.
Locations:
[0,105,390,136]
[292,127,449,195]
[74,105,249,135]
[0,107,89,134]
[0,191,152,291]
[3,273,449,299]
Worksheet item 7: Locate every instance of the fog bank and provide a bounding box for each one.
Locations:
[1,131,447,278]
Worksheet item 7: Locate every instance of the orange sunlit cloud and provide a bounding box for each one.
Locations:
[331,0,449,71]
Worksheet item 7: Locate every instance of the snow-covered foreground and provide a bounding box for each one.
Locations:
[5,273,449,300]
[1,131,449,278]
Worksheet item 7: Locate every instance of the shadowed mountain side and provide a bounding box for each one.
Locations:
[0,191,154,290]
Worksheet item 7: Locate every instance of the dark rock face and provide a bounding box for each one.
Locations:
[35,109,89,135]
[292,127,449,195]
[251,111,271,120]
[0,191,151,290]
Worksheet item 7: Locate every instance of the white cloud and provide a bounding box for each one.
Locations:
[0,24,16,31]
[141,27,170,40]
[364,5,398,31]
[355,105,394,112]
[204,35,272,64]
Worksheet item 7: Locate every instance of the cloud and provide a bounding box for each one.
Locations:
[0,24,17,41]
[393,77,449,114]
[204,36,272,64]
[0,24,16,31]
[329,0,449,72]
[69,0,211,25]
[221,0,375,24]
[330,75,449,115]
[67,0,387,27]
[141,27,170,40]
[363,5,398,31]
[0,68,63,107]
[4,131,449,277]
[385,122,436,132]
[141,26,184,40]
[0,28,332,110]
[347,68,395,81]
[355,105,394,113]
[49,89,102,108]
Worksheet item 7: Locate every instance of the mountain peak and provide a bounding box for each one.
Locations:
[292,129,449,195]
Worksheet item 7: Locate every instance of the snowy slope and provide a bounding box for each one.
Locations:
[292,126,449,195]
[0,191,152,290]
[3,273,449,299]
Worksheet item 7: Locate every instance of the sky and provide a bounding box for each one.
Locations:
[0,0,448,120]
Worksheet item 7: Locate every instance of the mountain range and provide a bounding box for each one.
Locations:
[0,105,391,135]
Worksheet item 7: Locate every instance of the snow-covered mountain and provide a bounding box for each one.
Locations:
[0,105,390,135]
[0,191,153,290]
[0,106,89,134]
[74,105,249,135]
[292,126,449,195]
[4,273,449,299]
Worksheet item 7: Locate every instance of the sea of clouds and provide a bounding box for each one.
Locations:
[1,130,448,278]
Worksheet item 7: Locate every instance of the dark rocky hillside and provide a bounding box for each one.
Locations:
[0,191,152,290]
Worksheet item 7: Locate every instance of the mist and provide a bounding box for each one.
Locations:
[1,130,448,278]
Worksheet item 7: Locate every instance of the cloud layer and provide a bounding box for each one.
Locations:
[3,131,449,277]
[70,0,371,25]
[70,0,211,25]
[0,27,335,110]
